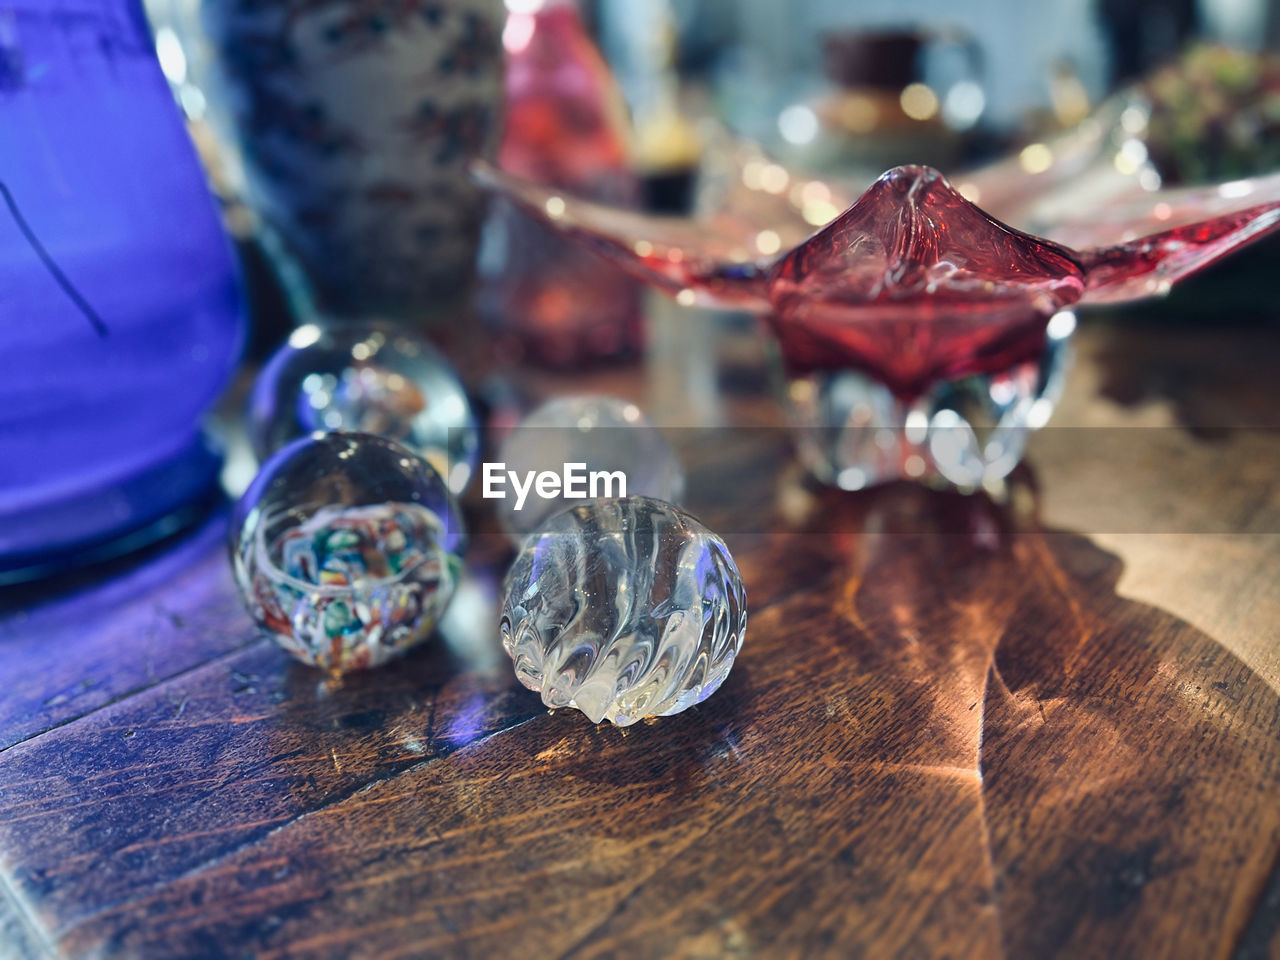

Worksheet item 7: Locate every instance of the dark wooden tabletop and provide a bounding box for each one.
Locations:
[2,311,1279,960]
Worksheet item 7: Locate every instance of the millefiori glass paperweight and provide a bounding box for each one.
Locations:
[501,497,746,726]
[231,433,467,673]
[495,395,684,540]
[249,322,479,495]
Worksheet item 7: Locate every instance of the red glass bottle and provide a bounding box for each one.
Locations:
[482,0,643,366]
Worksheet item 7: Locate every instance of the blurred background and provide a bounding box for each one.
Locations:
[3,0,1277,576]
[138,0,1280,355]
[122,0,1280,358]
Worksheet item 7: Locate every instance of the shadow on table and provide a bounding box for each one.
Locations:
[482,474,1280,958]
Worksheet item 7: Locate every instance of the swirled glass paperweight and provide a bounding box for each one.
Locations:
[475,95,1280,489]
[230,433,467,673]
[501,497,746,726]
[248,322,479,494]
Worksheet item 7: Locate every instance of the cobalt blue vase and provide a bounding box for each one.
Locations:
[0,0,244,580]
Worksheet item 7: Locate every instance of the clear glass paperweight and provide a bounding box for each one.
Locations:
[248,322,479,495]
[495,395,684,540]
[230,433,467,673]
[501,497,746,726]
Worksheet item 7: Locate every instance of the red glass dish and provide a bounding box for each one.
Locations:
[474,86,1280,488]
[474,158,1279,398]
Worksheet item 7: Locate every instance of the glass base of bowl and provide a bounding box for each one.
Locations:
[780,312,1073,490]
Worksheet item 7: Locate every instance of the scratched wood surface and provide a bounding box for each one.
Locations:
[1,315,1278,960]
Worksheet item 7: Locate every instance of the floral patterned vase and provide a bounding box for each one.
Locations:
[195,0,505,324]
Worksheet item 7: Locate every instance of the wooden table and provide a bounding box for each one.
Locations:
[2,314,1278,959]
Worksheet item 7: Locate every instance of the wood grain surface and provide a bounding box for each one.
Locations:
[1,315,1278,960]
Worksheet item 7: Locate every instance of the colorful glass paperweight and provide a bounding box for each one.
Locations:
[0,0,244,578]
[495,395,684,540]
[230,433,467,673]
[475,151,1280,488]
[501,497,746,726]
[248,323,479,495]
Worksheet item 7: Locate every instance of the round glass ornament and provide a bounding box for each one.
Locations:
[248,322,479,494]
[501,497,746,726]
[496,395,684,540]
[230,432,467,673]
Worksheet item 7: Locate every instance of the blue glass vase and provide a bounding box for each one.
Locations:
[0,0,244,579]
